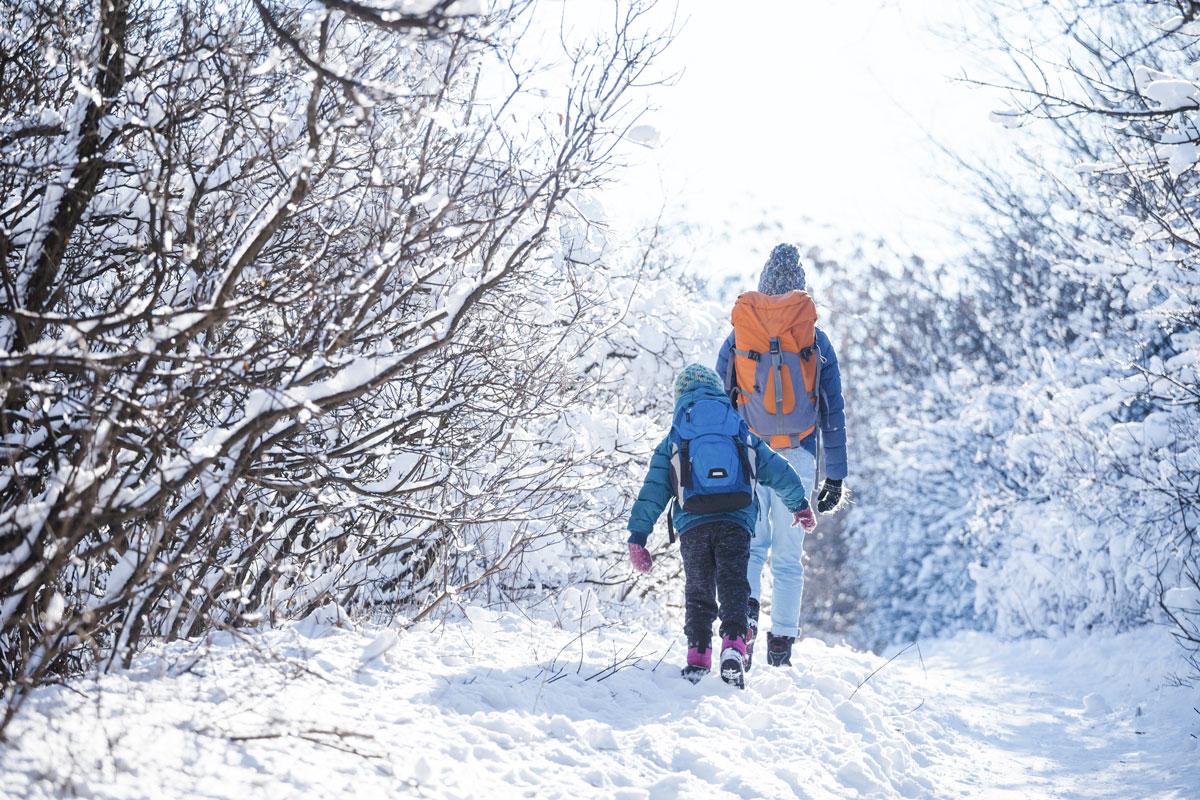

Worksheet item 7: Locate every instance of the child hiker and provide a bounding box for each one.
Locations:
[625,364,816,688]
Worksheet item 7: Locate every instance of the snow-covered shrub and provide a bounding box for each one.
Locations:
[957,1,1200,661]
[0,0,675,727]
[842,0,1200,664]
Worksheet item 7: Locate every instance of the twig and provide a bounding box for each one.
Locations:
[848,642,920,702]
[533,628,593,711]
[586,633,648,682]
[229,727,383,759]
[883,641,930,716]
[883,698,927,717]
[798,689,817,717]
[576,595,589,675]
[651,640,674,672]
[228,727,372,742]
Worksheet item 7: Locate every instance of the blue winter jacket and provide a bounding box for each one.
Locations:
[714,327,848,481]
[626,384,811,547]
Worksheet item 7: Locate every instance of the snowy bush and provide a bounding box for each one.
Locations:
[959,0,1200,660]
[837,1,1200,668]
[0,0,679,728]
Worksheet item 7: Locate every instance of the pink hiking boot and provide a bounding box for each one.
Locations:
[720,635,747,689]
[680,641,711,684]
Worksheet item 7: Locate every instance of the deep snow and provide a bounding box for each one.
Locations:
[3,600,1198,799]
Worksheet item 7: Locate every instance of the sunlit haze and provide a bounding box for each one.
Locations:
[603,0,1001,283]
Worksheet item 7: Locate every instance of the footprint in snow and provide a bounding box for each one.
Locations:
[741,708,771,732]
[648,774,688,800]
[748,671,793,698]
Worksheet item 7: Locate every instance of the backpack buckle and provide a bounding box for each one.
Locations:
[734,348,761,361]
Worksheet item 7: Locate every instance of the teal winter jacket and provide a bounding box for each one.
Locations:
[626,384,811,547]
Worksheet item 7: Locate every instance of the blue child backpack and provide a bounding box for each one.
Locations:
[666,397,758,541]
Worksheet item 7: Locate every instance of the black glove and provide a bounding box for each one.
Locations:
[816,479,844,513]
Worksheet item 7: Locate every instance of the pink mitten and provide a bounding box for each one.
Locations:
[628,543,653,573]
[792,507,817,533]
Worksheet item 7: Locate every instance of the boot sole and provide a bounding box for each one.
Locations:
[720,647,746,689]
[680,665,710,684]
[720,661,745,689]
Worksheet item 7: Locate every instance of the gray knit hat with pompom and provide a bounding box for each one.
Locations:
[758,243,806,295]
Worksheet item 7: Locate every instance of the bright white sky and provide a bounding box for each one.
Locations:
[593,0,1004,286]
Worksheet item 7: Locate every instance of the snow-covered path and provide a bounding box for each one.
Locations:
[4,604,1198,799]
[897,632,1198,799]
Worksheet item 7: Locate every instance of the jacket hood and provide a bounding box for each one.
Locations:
[674,382,732,412]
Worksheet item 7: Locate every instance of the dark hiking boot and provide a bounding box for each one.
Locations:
[745,598,760,672]
[765,633,795,667]
[681,641,711,684]
[719,635,747,690]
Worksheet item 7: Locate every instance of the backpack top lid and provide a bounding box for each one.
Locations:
[730,290,818,350]
[671,393,745,438]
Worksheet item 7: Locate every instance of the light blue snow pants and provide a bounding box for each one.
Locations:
[747,445,816,639]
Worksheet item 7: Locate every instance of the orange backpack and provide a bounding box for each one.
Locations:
[726,291,821,449]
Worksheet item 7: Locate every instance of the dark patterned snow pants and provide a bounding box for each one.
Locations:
[678,520,752,645]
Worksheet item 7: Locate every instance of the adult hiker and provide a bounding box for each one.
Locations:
[715,243,848,669]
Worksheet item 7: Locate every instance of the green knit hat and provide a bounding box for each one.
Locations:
[673,363,723,402]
